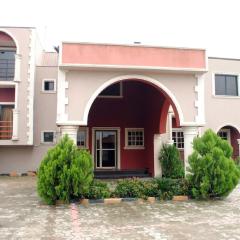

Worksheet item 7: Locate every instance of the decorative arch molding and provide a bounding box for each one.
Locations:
[216,124,240,134]
[0,28,20,54]
[83,74,185,125]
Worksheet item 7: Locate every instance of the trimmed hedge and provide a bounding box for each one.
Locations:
[113,178,188,200]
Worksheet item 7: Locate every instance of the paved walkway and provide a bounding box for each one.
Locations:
[0,177,240,240]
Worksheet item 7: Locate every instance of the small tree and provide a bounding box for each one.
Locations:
[187,129,240,199]
[159,144,184,179]
[37,135,93,204]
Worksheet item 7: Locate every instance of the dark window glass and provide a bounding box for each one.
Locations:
[99,82,121,96]
[44,81,55,91]
[215,74,238,96]
[0,51,15,81]
[43,132,54,142]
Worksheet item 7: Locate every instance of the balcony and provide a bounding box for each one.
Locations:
[0,58,15,81]
[0,120,13,139]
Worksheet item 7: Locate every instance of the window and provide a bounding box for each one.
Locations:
[172,129,184,149]
[99,82,122,97]
[0,50,15,81]
[0,105,14,140]
[42,79,56,92]
[125,128,144,149]
[218,129,230,142]
[77,127,88,148]
[42,131,55,143]
[215,74,238,96]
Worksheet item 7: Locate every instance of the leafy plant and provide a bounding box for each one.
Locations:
[113,178,145,198]
[84,180,111,199]
[159,144,184,178]
[154,178,189,200]
[37,135,93,204]
[187,129,240,199]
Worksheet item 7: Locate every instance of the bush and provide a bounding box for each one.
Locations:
[159,144,184,178]
[84,180,111,199]
[113,178,186,199]
[154,178,189,200]
[113,178,145,198]
[187,129,240,199]
[37,135,93,204]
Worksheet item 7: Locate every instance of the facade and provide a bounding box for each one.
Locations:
[0,27,239,176]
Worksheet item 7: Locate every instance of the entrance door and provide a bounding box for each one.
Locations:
[95,130,117,169]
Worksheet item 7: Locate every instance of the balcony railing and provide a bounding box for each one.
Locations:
[0,121,13,139]
[0,59,15,81]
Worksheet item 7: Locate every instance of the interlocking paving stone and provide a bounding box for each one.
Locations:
[0,176,240,239]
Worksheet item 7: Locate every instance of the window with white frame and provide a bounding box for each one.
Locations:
[42,131,55,143]
[125,128,144,149]
[217,129,230,142]
[42,79,56,92]
[77,127,88,148]
[215,74,239,96]
[172,129,184,149]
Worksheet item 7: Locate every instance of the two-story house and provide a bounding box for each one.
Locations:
[0,27,239,177]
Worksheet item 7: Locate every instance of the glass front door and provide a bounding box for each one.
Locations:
[95,130,117,168]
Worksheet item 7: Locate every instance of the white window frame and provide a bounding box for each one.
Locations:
[98,82,123,98]
[41,131,56,144]
[218,129,231,143]
[212,72,240,98]
[77,127,89,149]
[125,128,145,149]
[172,128,184,150]
[42,79,56,93]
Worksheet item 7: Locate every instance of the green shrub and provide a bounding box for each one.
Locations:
[113,178,145,198]
[154,178,189,200]
[159,144,184,178]
[141,180,161,199]
[37,135,93,204]
[84,180,111,199]
[187,129,240,199]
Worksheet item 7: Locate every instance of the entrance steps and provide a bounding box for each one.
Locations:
[94,169,150,179]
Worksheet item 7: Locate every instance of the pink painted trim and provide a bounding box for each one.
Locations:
[62,43,206,69]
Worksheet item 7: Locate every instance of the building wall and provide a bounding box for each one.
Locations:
[0,27,39,145]
[66,70,198,125]
[204,58,240,133]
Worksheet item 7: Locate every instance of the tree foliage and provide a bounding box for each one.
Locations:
[187,129,240,199]
[37,135,93,204]
[159,144,184,179]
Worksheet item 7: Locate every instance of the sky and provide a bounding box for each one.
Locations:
[1,0,240,58]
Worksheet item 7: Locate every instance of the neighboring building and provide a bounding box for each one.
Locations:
[0,27,239,176]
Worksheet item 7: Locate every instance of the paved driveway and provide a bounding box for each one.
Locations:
[0,177,240,240]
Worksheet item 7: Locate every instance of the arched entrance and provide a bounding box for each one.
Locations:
[217,125,240,159]
[86,78,182,177]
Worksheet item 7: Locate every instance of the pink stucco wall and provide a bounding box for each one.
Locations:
[62,43,206,69]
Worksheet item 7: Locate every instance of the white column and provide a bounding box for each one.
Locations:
[154,134,162,177]
[237,139,240,157]
[14,54,22,82]
[167,112,174,145]
[182,126,199,174]
[12,109,19,140]
[60,125,78,144]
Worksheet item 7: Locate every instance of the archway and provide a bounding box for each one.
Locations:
[83,74,184,129]
[217,125,240,159]
[86,77,183,177]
